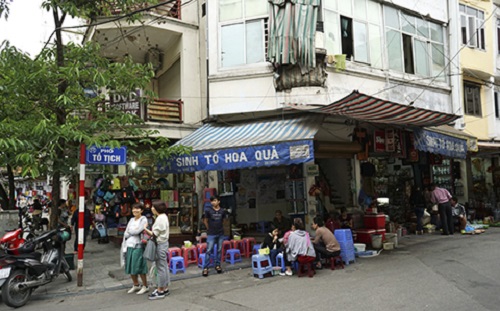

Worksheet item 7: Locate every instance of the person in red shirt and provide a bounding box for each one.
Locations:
[430,183,453,235]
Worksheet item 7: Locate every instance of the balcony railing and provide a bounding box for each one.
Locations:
[147,98,183,123]
[109,0,181,20]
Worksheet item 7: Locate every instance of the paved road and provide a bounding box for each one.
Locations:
[2,229,500,311]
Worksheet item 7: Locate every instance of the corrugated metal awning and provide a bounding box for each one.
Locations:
[310,91,460,127]
[174,115,322,151]
[160,115,323,173]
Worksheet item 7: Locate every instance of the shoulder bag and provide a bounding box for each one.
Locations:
[143,237,157,261]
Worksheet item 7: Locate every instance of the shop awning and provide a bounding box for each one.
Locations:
[413,128,468,159]
[308,91,460,127]
[158,115,323,173]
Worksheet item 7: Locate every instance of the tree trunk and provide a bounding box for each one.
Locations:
[7,164,16,210]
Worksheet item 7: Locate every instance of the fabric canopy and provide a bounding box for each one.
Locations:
[309,91,460,127]
[158,115,323,173]
[267,0,320,73]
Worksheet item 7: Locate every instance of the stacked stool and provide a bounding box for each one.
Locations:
[221,240,232,262]
[251,254,273,279]
[334,229,355,265]
[167,247,182,263]
[231,239,247,258]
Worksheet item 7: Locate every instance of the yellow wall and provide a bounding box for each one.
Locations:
[460,0,495,140]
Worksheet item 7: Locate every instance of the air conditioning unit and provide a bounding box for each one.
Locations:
[145,48,162,71]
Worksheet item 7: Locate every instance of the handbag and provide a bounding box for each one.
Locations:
[91,227,100,239]
[143,238,157,261]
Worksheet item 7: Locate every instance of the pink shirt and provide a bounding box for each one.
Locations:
[431,187,452,204]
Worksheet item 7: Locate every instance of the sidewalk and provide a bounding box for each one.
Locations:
[36,230,463,298]
[38,236,254,297]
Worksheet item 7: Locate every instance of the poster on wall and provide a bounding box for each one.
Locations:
[374,130,386,153]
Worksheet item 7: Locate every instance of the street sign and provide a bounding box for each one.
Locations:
[85,146,127,165]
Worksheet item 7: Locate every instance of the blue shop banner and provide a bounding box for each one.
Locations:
[158,140,314,173]
[414,129,467,159]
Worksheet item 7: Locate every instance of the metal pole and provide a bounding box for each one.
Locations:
[77,143,86,286]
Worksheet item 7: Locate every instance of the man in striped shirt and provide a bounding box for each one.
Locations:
[430,183,453,235]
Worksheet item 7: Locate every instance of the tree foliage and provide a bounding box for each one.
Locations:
[0,0,189,212]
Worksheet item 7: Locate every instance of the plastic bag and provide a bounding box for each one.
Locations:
[143,238,157,261]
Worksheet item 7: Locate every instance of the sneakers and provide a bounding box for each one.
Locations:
[148,289,170,300]
[137,286,149,295]
[279,271,286,276]
[285,270,293,276]
[127,285,141,294]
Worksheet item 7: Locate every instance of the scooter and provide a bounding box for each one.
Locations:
[0,228,72,308]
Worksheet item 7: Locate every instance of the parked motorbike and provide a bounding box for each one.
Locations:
[0,228,72,308]
[0,207,37,256]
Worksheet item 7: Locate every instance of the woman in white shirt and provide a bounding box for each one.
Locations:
[143,200,170,300]
[122,203,149,295]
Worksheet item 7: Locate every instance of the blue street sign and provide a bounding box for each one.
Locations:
[86,146,127,165]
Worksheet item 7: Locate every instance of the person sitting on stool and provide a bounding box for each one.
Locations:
[450,196,467,233]
[311,216,341,269]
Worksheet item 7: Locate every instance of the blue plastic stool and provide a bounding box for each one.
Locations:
[252,244,261,255]
[198,253,214,268]
[225,249,242,265]
[169,256,186,274]
[276,252,286,272]
[252,254,273,279]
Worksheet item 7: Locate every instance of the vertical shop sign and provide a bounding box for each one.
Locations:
[374,130,385,153]
[385,128,395,152]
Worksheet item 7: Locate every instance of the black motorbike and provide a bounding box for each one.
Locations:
[0,228,72,308]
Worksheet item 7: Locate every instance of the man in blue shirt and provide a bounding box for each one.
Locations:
[202,196,228,277]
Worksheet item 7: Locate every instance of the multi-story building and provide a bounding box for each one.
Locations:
[165,0,476,229]
[86,1,489,233]
[459,0,500,218]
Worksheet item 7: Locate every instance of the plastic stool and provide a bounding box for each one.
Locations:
[225,249,242,265]
[243,237,256,258]
[297,262,315,278]
[182,245,198,267]
[169,256,186,274]
[276,252,286,272]
[231,240,247,257]
[198,253,214,268]
[221,240,233,262]
[297,256,315,278]
[252,244,261,255]
[196,243,207,256]
[252,254,273,279]
[329,255,344,270]
[168,247,182,263]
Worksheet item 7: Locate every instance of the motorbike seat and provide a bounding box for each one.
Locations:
[14,252,42,261]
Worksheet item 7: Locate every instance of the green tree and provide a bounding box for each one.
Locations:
[0,1,187,225]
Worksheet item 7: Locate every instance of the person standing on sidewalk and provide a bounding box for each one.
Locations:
[430,183,453,235]
[143,200,170,300]
[410,186,427,235]
[122,203,149,295]
[202,195,229,277]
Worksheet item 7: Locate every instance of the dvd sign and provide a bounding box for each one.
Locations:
[110,90,143,117]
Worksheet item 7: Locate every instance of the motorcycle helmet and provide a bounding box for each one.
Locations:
[58,230,71,242]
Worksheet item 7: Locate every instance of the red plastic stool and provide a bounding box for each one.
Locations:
[221,240,233,262]
[168,247,182,263]
[182,245,198,267]
[329,255,344,270]
[196,243,207,256]
[242,237,256,258]
[231,240,247,257]
[297,256,315,278]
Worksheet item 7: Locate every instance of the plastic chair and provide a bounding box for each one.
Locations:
[225,249,242,265]
[169,256,186,274]
[252,244,261,255]
[182,245,198,267]
[242,237,256,258]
